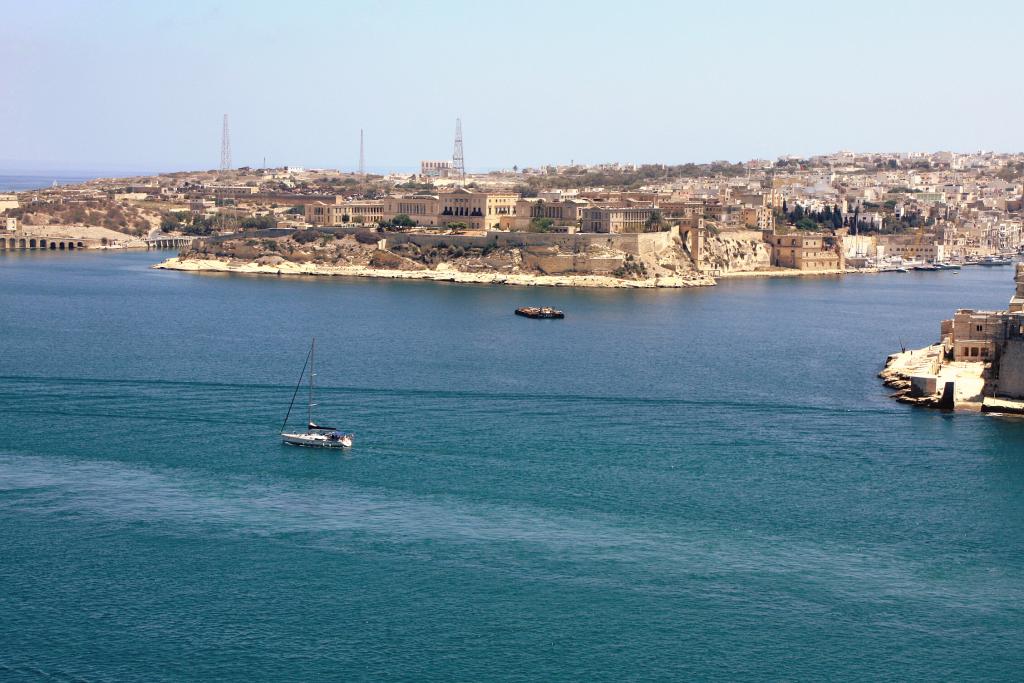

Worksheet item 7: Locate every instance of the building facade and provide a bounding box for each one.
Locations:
[580,206,661,233]
[506,198,587,230]
[420,161,453,178]
[382,195,442,226]
[437,187,517,230]
[940,265,1024,398]
[213,186,259,201]
[305,200,384,226]
[770,232,844,270]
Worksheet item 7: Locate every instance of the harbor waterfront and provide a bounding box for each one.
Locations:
[2,250,1024,680]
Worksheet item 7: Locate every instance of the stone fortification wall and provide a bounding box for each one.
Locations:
[379,232,494,250]
[314,227,678,257]
[998,338,1024,399]
[716,229,766,242]
[518,250,625,275]
[493,230,676,256]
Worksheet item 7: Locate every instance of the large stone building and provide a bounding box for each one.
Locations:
[437,187,517,230]
[658,199,708,228]
[213,185,258,201]
[505,198,588,231]
[580,206,661,233]
[940,264,1024,398]
[877,234,945,262]
[315,188,521,231]
[769,231,844,270]
[305,199,384,226]
[342,200,385,224]
[382,194,443,226]
[741,205,775,231]
[420,160,453,178]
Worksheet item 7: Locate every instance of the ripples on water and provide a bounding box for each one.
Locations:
[1,252,1023,680]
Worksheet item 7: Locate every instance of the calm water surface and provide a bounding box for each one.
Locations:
[1,251,1022,680]
[0,173,114,192]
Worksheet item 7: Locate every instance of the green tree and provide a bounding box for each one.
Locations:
[391,214,415,228]
[241,215,278,230]
[528,217,555,232]
[160,213,182,232]
[644,210,668,232]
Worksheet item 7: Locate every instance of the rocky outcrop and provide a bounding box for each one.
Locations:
[161,231,716,288]
[701,232,772,274]
[153,257,714,288]
[879,344,987,409]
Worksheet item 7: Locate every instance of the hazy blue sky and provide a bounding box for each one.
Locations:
[2,0,1022,172]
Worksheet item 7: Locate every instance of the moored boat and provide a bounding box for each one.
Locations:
[515,306,565,319]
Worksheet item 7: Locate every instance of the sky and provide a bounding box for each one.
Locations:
[2,0,1023,173]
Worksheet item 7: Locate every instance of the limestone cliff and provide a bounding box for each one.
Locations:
[699,232,772,274]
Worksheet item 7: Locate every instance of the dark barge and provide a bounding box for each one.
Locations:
[515,306,565,319]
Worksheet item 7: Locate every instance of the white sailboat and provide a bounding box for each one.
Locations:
[280,338,354,449]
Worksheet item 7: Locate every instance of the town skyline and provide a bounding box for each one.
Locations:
[5,145,1024,179]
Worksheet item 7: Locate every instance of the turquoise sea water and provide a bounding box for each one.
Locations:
[1,250,1022,681]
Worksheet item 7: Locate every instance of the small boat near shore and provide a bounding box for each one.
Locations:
[515,306,565,319]
[280,338,354,449]
[977,256,1014,267]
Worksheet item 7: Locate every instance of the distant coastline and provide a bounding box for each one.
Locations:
[0,169,160,192]
[0,173,107,192]
[153,256,716,289]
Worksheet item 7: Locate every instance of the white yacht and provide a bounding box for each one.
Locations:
[280,338,354,449]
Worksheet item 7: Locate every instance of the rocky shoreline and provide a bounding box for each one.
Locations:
[153,257,717,288]
[879,345,988,410]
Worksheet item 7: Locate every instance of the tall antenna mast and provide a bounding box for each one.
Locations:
[452,117,465,184]
[220,114,232,171]
[359,129,365,177]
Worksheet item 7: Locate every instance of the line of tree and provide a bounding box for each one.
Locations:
[377,213,416,230]
[781,201,844,230]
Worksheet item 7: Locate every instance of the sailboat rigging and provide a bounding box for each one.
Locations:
[280,337,354,449]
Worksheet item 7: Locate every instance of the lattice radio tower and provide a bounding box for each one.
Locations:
[220,114,232,171]
[359,129,365,176]
[452,117,465,183]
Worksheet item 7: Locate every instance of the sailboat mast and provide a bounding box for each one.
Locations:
[280,342,313,434]
[308,337,315,427]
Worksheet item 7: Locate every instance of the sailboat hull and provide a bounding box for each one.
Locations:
[281,432,354,449]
